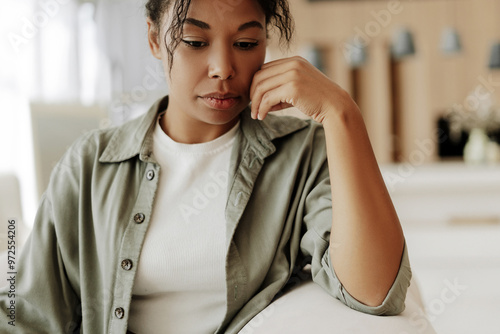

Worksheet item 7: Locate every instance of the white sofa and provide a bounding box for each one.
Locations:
[241,275,436,334]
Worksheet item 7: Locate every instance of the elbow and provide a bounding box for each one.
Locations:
[354,286,408,316]
[358,288,392,308]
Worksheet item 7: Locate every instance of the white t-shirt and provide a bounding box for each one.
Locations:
[128,117,240,333]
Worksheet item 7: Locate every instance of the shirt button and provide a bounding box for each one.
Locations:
[121,259,133,271]
[146,170,155,180]
[114,307,125,319]
[134,213,145,224]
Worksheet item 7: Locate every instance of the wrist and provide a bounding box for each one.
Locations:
[315,104,358,124]
[313,92,360,124]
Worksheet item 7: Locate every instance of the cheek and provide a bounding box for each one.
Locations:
[168,55,202,89]
[240,52,266,84]
[249,54,265,72]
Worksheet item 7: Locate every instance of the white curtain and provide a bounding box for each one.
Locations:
[1,0,39,227]
[1,0,168,226]
[2,0,93,103]
[94,0,168,124]
[1,0,100,226]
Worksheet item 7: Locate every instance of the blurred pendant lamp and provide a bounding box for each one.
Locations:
[345,37,366,104]
[389,28,414,161]
[440,1,462,55]
[488,42,500,69]
[344,2,367,105]
[389,20,416,161]
[345,2,367,69]
[441,27,462,54]
[391,27,416,60]
[301,43,324,72]
[346,38,367,69]
[489,1,500,69]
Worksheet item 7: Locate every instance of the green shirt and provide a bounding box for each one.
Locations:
[0,96,411,333]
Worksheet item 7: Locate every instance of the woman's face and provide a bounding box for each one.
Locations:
[149,0,267,130]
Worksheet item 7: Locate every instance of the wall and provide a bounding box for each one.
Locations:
[268,0,500,163]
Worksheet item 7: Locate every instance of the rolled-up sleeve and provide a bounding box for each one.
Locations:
[299,163,412,316]
[321,241,411,315]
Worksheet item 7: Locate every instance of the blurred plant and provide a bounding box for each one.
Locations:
[445,88,500,140]
[442,87,500,163]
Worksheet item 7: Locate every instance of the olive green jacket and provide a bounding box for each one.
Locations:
[0,96,411,333]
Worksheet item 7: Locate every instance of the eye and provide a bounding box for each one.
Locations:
[235,41,259,50]
[182,40,207,48]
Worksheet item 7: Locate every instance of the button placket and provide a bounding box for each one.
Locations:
[110,164,158,332]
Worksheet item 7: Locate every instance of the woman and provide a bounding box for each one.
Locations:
[0,0,411,333]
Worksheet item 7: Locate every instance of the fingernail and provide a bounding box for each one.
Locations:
[252,109,258,119]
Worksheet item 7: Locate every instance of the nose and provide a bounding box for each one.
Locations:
[208,45,235,80]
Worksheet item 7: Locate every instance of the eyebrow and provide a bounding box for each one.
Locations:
[185,18,210,30]
[238,21,264,31]
[184,18,264,31]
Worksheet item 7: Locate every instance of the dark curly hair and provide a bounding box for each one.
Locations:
[145,0,294,68]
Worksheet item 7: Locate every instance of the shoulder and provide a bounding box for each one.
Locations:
[63,96,167,166]
[54,111,150,175]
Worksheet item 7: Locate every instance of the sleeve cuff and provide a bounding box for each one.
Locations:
[320,241,412,316]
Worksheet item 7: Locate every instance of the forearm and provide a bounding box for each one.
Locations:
[322,104,404,307]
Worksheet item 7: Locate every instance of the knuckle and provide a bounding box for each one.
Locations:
[290,68,301,79]
[292,59,302,68]
[261,92,273,107]
[253,82,265,98]
[293,57,306,67]
[261,91,270,103]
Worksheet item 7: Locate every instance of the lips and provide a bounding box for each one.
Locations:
[200,92,240,110]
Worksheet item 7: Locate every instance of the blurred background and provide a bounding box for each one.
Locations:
[1,0,500,333]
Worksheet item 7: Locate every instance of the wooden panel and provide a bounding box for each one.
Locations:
[268,0,500,163]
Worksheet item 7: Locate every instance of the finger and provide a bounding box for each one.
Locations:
[250,64,293,96]
[251,57,312,97]
[256,82,297,120]
[260,55,307,70]
[250,58,304,97]
[251,70,297,118]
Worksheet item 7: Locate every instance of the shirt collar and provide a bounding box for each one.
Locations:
[99,95,309,163]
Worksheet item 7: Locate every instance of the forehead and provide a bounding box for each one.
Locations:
[184,0,266,28]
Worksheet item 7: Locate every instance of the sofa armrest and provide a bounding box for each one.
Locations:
[240,276,436,334]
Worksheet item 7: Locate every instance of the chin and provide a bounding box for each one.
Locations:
[202,108,243,126]
[197,100,248,124]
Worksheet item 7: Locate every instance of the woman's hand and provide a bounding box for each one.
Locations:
[249,56,359,123]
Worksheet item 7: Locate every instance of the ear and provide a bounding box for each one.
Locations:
[147,18,162,60]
